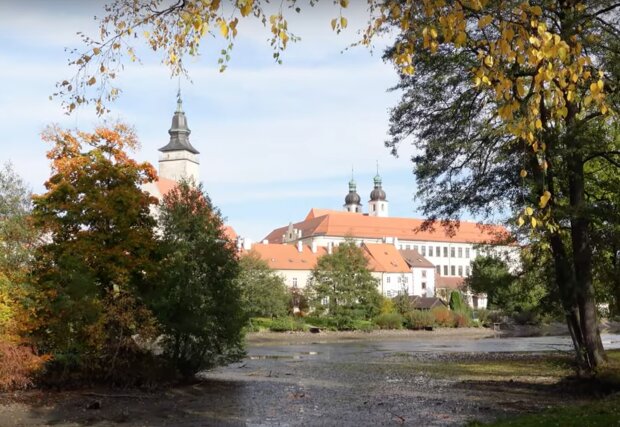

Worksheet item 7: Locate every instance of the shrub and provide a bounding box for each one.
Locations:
[431,307,453,327]
[248,317,274,331]
[351,319,376,332]
[379,297,396,314]
[512,309,541,326]
[404,310,435,330]
[452,312,471,328]
[374,313,404,330]
[268,317,307,332]
[0,342,48,391]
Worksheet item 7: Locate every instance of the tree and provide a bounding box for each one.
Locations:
[307,241,381,325]
[380,2,619,372]
[31,124,160,383]
[0,164,48,390]
[466,255,551,315]
[449,291,468,314]
[237,251,290,319]
[151,180,245,379]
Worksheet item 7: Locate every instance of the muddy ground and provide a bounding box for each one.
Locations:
[0,328,616,426]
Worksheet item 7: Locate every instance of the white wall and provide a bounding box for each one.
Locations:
[159,150,200,182]
[412,267,435,297]
[276,269,314,290]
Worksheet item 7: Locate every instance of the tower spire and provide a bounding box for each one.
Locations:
[344,166,362,213]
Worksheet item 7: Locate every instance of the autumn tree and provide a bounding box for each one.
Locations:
[31,124,160,383]
[237,251,290,319]
[150,180,245,379]
[0,163,47,390]
[307,241,381,327]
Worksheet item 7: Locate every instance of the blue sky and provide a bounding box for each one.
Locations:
[0,1,429,241]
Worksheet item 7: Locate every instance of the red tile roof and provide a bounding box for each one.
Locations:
[264,209,510,245]
[223,225,238,242]
[155,177,178,198]
[399,249,435,268]
[362,243,411,273]
[436,276,465,290]
[246,243,327,271]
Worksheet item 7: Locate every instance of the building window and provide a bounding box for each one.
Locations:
[458,247,463,258]
[414,245,419,252]
[458,266,463,276]
[466,266,471,276]
[422,282,427,289]
[451,265,456,276]
[443,247,448,257]
[292,277,298,288]
[443,265,448,276]
[466,248,470,258]
[381,204,385,211]
[406,244,411,250]
[421,246,426,256]
[422,270,427,278]
[386,276,391,283]
[403,276,408,283]
[429,246,434,257]
[436,265,441,274]
[450,247,455,258]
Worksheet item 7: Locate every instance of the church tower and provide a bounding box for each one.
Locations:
[343,169,362,213]
[158,90,200,183]
[368,165,388,217]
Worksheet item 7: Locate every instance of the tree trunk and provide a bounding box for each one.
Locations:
[568,152,607,369]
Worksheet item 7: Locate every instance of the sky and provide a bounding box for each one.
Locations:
[0,1,429,241]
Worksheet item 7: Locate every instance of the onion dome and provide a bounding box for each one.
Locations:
[370,172,387,201]
[345,178,361,205]
[158,89,200,155]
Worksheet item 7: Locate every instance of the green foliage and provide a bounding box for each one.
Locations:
[31,125,160,384]
[393,289,412,315]
[467,255,551,316]
[374,312,404,330]
[404,310,435,330]
[449,291,467,313]
[237,252,289,319]
[307,240,381,323]
[379,297,396,314]
[268,317,307,332]
[151,180,245,378]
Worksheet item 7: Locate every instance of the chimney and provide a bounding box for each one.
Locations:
[297,241,303,253]
[311,241,317,253]
[262,239,268,244]
[243,238,253,251]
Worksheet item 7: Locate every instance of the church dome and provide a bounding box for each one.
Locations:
[345,178,361,205]
[370,173,386,201]
[345,191,361,205]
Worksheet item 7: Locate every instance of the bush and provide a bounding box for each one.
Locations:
[351,319,376,332]
[512,309,541,326]
[268,317,307,332]
[452,312,471,328]
[379,298,396,314]
[248,317,274,331]
[374,313,404,330]
[0,342,48,391]
[431,307,453,327]
[404,310,435,330]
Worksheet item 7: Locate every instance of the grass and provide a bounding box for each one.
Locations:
[464,350,620,426]
[468,393,620,426]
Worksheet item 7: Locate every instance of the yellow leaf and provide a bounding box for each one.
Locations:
[478,15,493,28]
[539,190,552,208]
[219,20,229,38]
[517,216,525,226]
[531,217,537,228]
[87,76,96,86]
[331,18,337,30]
[530,5,543,16]
[520,169,527,178]
[340,16,348,28]
[601,104,608,114]
[584,95,592,107]
[597,79,604,90]
[484,55,494,67]
[93,47,101,55]
[340,0,349,7]
[525,207,534,216]
[535,119,542,129]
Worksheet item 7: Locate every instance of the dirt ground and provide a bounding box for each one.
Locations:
[0,328,614,427]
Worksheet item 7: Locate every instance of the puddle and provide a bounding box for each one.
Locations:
[249,351,320,360]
